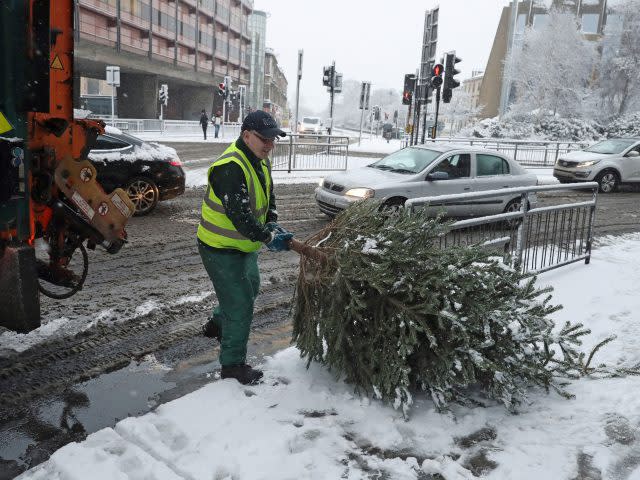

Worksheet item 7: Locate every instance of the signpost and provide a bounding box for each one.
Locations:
[358,81,371,146]
[294,49,303,135]
[105,65,120,126]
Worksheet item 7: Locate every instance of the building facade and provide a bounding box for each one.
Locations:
[248,10,267,112]
[463,71,484,112]
[263,49,288,126]
[76,0,253,120]
[478,0,611,118]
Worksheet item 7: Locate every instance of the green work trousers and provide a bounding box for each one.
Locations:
[198,242,260,366]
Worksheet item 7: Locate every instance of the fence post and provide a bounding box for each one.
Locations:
[585,185,597,265]
[514,192,529,273]
[345,136,349,170]
[543,144,548,166]
[514,143,519,162]
[287,135,293,173]
[554,143,560,163]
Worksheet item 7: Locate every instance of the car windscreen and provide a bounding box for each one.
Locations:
[303,118,319,124]
[585,139,636,154]
[368,148,442,174]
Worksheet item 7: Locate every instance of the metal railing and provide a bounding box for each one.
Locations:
[402,137,589,167]
[406,182,598,275]
[271,134,349,172]
[93,117,243,138]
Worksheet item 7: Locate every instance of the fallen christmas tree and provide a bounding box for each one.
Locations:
[292,201,595,416]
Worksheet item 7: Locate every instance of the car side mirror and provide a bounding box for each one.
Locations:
[426,171,449,181]
[626,150,640,158]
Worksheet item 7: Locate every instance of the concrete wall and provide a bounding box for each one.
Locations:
[118,74,159,119]
[478,7,510,119]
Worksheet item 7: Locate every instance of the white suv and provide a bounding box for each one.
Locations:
[553,138,640,193]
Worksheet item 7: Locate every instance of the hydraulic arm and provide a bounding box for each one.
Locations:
[0,0,134,331]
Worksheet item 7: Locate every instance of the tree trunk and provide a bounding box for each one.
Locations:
[618,77,631,116]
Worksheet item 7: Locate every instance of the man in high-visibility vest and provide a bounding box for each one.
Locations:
[197,111,292,385]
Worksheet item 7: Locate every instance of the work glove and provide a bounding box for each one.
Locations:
[266,232,294,252]
[266,222,293,236]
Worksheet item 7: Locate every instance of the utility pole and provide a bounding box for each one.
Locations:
[358,81,370,146]
[328,60,335,136]
[294,49,303,135]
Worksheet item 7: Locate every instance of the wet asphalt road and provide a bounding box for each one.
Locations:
[1,142,640,478]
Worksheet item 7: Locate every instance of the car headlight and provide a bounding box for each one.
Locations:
[318,178,324,187]
[576,160,600,167]
[345,188,374,199]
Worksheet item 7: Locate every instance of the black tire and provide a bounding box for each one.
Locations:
[503,198,522,214]
[125,177,159,216]
[594,170,619,193]
[380,197,407,213]
[503,198,525,229]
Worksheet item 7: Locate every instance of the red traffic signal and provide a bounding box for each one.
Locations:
[217,82,225,97]
[402,73,416,105]
[432,63,444,77]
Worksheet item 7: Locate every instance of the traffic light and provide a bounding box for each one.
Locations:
[443,51,461,104]
[158,84,168,106]
[322,66,333,87]
[373,105,381,121]
[217,82,225,97]
[431,63,444,89]
[402,74,416,105]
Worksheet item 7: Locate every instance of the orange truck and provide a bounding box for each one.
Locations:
[0,0,134,331]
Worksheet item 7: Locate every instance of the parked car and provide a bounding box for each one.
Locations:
[88,126,185,215]
[315,144,538,218]
[553,137,640,193]
[298,116,323,135]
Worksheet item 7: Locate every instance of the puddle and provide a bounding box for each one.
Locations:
[0,322,293,476]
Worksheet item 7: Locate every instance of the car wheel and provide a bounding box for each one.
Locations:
[380,197,406,213]
[125,177,159,216]
[503,198,526,228]
[595,170,619,193]
[504,198,522,214]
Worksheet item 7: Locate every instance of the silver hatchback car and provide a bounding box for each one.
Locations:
[315,144,538,217]
[553,138,640,193]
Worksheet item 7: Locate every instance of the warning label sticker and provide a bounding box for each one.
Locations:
[72,191,95,220]
[111,192,133,218]
[51,55,64,70]
[0,111,14,134]
[97,202,109,216]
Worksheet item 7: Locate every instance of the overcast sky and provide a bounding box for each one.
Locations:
[252,0,512,114]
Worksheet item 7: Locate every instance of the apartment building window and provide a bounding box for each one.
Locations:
[581,13,599,34]
[533,13,548,30]
[154,9,176,32]
[199,0,214,11]
[179,22,196,40]
[516,13,527,34]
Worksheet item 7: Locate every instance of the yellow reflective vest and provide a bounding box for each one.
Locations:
[197,143,271,252]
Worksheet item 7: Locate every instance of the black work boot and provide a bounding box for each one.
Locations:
[221,364,263,385]
[201,320,221,341]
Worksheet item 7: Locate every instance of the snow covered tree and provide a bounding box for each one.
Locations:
[292,201,591,416]
[439,89,484,136]
[506,9,597,118]
[597,0,640,117]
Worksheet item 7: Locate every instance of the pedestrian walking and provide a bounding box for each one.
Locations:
[199,109,209,140]
[213,111,222,138]
[198,111,292,385]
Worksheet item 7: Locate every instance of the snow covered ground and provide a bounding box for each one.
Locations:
[17,233,640,479]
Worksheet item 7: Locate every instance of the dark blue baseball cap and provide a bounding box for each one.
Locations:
[241,111,286,138]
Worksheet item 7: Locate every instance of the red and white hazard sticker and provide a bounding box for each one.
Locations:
[71,191,95,220]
